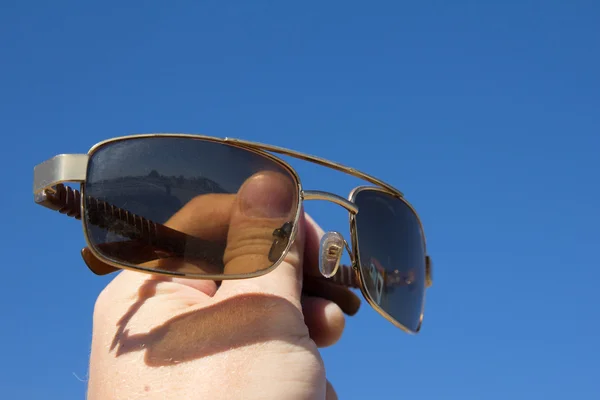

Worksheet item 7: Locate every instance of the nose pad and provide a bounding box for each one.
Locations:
[319,231,345,278]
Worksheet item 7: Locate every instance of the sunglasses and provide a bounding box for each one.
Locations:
[33,134,433,334]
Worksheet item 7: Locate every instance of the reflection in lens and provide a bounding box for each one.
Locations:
[84,137,299,277]
[353,189,426,332]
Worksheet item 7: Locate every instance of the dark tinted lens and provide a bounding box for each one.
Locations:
[84,137,299,277]
[353,189,426,332]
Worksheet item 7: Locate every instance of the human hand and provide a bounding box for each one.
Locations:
[88,171,353,399]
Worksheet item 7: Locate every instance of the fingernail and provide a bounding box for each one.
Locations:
[239,172,296,218]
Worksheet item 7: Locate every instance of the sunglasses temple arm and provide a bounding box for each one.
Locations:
[37,184,360,297]
[36,184,226,262]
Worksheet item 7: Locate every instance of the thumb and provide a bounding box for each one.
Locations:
[219,170,304,303]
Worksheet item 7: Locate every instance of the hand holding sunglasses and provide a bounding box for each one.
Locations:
[33,134,433,333]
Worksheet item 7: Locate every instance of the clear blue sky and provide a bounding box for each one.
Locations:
[2,1,599,399]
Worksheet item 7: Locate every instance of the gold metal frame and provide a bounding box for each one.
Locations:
[33,132,433,333]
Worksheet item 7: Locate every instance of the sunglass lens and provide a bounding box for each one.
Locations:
[84,137,299,277]
[353,188,426,332]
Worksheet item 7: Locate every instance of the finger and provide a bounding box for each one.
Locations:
[168,275,219,297]
[140,193,237,295]
[302,296,345,348]
[302,213,326,277]
[222,171,298,275]
[326,380,338,400]
[302,277,361,316]
[105,269,217,302]
[164,193,235,239]
[219,171,302,302]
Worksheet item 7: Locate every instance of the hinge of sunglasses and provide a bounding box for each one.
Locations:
[425,255,433,288]
[33,153,88,194]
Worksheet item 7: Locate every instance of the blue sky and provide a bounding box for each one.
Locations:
[2,1,599,398]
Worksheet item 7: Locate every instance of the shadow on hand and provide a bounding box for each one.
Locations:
[109,277,309,367]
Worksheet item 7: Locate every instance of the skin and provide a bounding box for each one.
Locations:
[88,171,357,399]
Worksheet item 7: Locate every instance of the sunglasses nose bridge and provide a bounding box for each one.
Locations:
[301,190,358,214]
[301,190,357,279]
